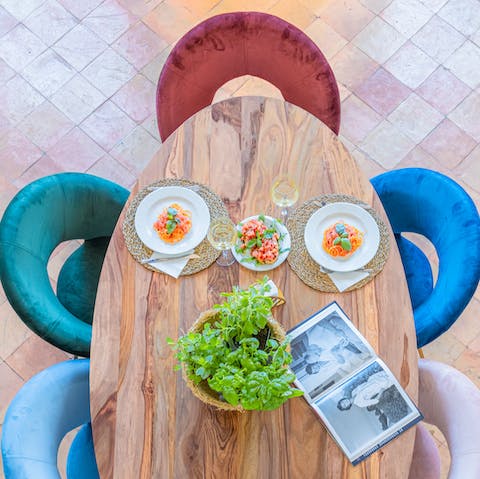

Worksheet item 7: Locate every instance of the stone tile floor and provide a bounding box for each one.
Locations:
[0,0,479,477]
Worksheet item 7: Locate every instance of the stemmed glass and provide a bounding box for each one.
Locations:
[270,175,299,221]
[207,217,237,266]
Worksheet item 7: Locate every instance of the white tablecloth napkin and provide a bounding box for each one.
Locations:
[328,270,370,292]
[146,249,194,278]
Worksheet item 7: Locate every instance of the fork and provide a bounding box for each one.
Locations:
[319,265,372,274]
[141,253,200,264]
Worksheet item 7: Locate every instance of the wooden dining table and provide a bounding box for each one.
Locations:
[90,96,418,479]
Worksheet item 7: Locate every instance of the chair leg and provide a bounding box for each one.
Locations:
[418,348,425,358]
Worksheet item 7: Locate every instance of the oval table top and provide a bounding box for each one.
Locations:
[90,96,418,479]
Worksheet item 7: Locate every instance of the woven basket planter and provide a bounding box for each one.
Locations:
[182,309,287,412]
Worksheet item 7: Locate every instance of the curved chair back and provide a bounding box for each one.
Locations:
[156,11,341,141]
[409,359,480,479]
[0,173,129,356]
[1,360,97,479]
[371,168,480,347]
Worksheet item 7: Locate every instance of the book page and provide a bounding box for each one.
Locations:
[289,302,375,402]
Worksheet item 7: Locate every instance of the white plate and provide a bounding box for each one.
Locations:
[304,202,380,272]
[232,215,291,271]
[134,186,210,255]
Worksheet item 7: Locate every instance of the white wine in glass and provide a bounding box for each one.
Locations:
[270,175,299,220]
[207,217,237,266]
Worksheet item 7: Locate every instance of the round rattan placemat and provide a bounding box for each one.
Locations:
[286,194,390,292]
[122,178,228,275]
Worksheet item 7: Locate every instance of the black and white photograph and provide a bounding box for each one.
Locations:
[289,303,374,400]
[313,361,416,459]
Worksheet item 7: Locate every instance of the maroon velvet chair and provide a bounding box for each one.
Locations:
[156,12,341,141]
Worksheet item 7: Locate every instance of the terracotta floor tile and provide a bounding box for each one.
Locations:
[208,0,279,16]
[141,114,160,140]
[360,0,393,14]
[0,302,32,361]
[17,101,74,150]
[141,45,172,83]
[387,92,443,143]
[0,24,47,70]
[143,1,197,44]
[0,75,45,125]
[337,83,351,102]
[331,44,379,91]
[80,100,136,151]
[472,27,480,48]
[0,0,46,20]
[231,77,283,99]
[58,0,103,19]
[118,0,163,16]
[351,148,386,178]
[50,74,106,124]
[0,174,18,217]
[0,128,43,180]
[0,6,18,36]
[454,144,480,193]
[52,23,108,71]
[12,154,64,189]
[112,21,168,70]
[422,332,466,363]
[381,0,433,37]
[411,15,465,64]
[0,58,15,85]
[444,41,480,89]
[360,120,415,168]
[352,17,406,64]
[437,0,480,36]
[354,67,410,116]
[339,94,382,144]
[420,119,476,169]
[268,0,316,30]
[6,334,69,381]
[418,0,448,12]
[21,49,76,98]
[384,41,438,89]
[321,0,375,41]
[448,91,480,142]
[81,47,137,97]
[453,347,480,388]
[304,19,348,60]
[23,0,77,46]
[47,127,105,171]
[87,154,137,189]
[396,144,442,170]
[416,66,471,115]
[83,0,138,44]
[46,240,81,281]
[448,299,480,347]
[0,362,24,424]
[109,125,161,176]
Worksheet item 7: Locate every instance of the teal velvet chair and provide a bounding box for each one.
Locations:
[1,359,100,479]
[371,168,480,348]
[0,173,129,357]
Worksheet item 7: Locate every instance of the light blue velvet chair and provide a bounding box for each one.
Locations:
[0,173,129,357]
[1,359,99,479]
[371,168,480,348]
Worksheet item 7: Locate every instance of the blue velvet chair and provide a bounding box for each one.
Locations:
[371,168,480,348]
[1,359,99,479]
[0,173,129,357]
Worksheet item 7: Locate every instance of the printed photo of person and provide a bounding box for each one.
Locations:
[290,309,373,399]
[314,362,414,456]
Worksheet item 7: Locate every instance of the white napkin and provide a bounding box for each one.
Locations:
[146,249,194,278]
[328,270,370,293]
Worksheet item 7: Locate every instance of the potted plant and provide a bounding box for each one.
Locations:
[168,278,303,411]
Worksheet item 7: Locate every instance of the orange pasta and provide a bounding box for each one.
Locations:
[322,221,363,258]
[153,203,192,244]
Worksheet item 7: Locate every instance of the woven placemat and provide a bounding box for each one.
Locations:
[122,178,228,275]
[286,194,390,292]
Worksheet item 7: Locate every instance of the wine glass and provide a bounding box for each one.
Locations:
[270,175,299,221]
[207,217,238,266]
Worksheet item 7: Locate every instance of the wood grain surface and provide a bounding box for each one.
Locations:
[90,97,418,479]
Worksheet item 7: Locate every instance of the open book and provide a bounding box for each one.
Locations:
[288,302,423,465]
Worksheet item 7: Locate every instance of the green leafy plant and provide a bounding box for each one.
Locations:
[168,278,303,411]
